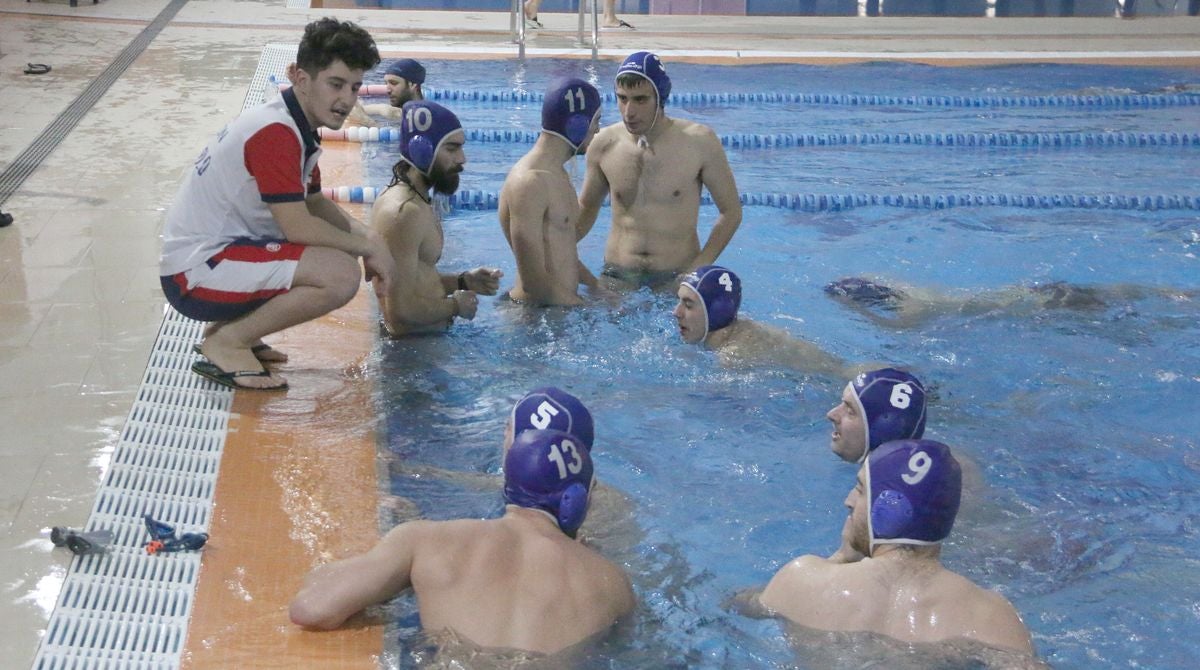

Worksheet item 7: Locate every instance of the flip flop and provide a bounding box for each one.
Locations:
[601,19,636,31]
[191,360,287,391]
[193,343,287,363]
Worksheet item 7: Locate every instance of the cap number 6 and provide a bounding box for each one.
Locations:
[889,383,913,410]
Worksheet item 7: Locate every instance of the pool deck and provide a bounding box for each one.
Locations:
[1,0,1198,667]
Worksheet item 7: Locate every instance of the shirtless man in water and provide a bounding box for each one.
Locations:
[577,51,742,288]
[757,439,1034,656]
[499,78,603,305]
[371,100,501,335]
[290,428,635,656]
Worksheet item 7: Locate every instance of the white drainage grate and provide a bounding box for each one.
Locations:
[31,309,229,670]
[32,46,308,669]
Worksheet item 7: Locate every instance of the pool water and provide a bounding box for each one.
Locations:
[366,59,1200,668]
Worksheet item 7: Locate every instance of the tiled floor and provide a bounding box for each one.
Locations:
[1,1,1197,668]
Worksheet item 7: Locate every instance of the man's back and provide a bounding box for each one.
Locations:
[411,511,634,654]
[762,553,1032,654]
[499,153,584,305]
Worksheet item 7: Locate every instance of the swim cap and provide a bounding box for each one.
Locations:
[399,100,462,176]
[616,51,671,107]
[824,277,905,311]
[542,77,601,151]
[503,429,594,536]
[680,265,741,341]
[511,387,595,451]
[846,368,927,463]
[385,58,425,84]
[866,439,961,549]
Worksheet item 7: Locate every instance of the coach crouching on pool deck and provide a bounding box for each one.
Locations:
[158,18,394,391]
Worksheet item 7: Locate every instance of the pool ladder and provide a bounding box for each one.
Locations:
[510,0,601,59]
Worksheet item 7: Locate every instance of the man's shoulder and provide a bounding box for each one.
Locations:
[672,117,718,139]
[374,186,433,224]
[503,165,555,193]
[592,123,627,150]
[770,554,835,590]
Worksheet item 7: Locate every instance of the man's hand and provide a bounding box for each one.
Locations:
[462,267,503,296]
[344,100,377,128]
[450,290,479,320]
[362,233,395,299]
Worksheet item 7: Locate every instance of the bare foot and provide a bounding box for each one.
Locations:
[250,342,289,363]
[197,339,287,390]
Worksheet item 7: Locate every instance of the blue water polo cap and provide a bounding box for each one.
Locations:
[503,429,594,536]
[616,51,670,106]
[385,58,425,84]
[511,386,595,451]
[399,100,462,176]
[866,439,961,549]
[542,77,601,151]
[847,368,927,463]
[680,265,741,341]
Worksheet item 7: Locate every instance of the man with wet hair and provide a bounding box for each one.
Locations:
[290,428,635,655]
[578,51,742,289]
[160,18,393,390]
[823,275,1194,329]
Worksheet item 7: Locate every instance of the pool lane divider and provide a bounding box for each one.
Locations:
[321,126,1200,148]
[321,187,1200,212]
[400,87,1200,109]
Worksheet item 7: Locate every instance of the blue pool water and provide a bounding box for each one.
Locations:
[366,60,1200,668]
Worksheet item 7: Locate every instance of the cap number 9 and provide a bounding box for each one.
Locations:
[901,450,932,485]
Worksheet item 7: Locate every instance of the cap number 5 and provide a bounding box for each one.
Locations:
[529,400,560,430]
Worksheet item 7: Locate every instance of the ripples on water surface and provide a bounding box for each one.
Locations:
[364,60,1199,668]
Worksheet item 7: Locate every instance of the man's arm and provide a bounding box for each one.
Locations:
[970,591,1035,655]
[374,201,470,334]
[305,191,368,235]
[688,128,742,270]
[270,199,394,295]
[289,522,423,630]
[361,103,403,120]
[345,100,378,128]
[758,555,826,623]
[576,135,611,242]
[508,173,581,305]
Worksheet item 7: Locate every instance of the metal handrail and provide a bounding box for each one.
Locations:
[511,0,526,58]
[577,0,600,58]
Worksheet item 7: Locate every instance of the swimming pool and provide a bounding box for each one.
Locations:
[360,59,1199,667]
